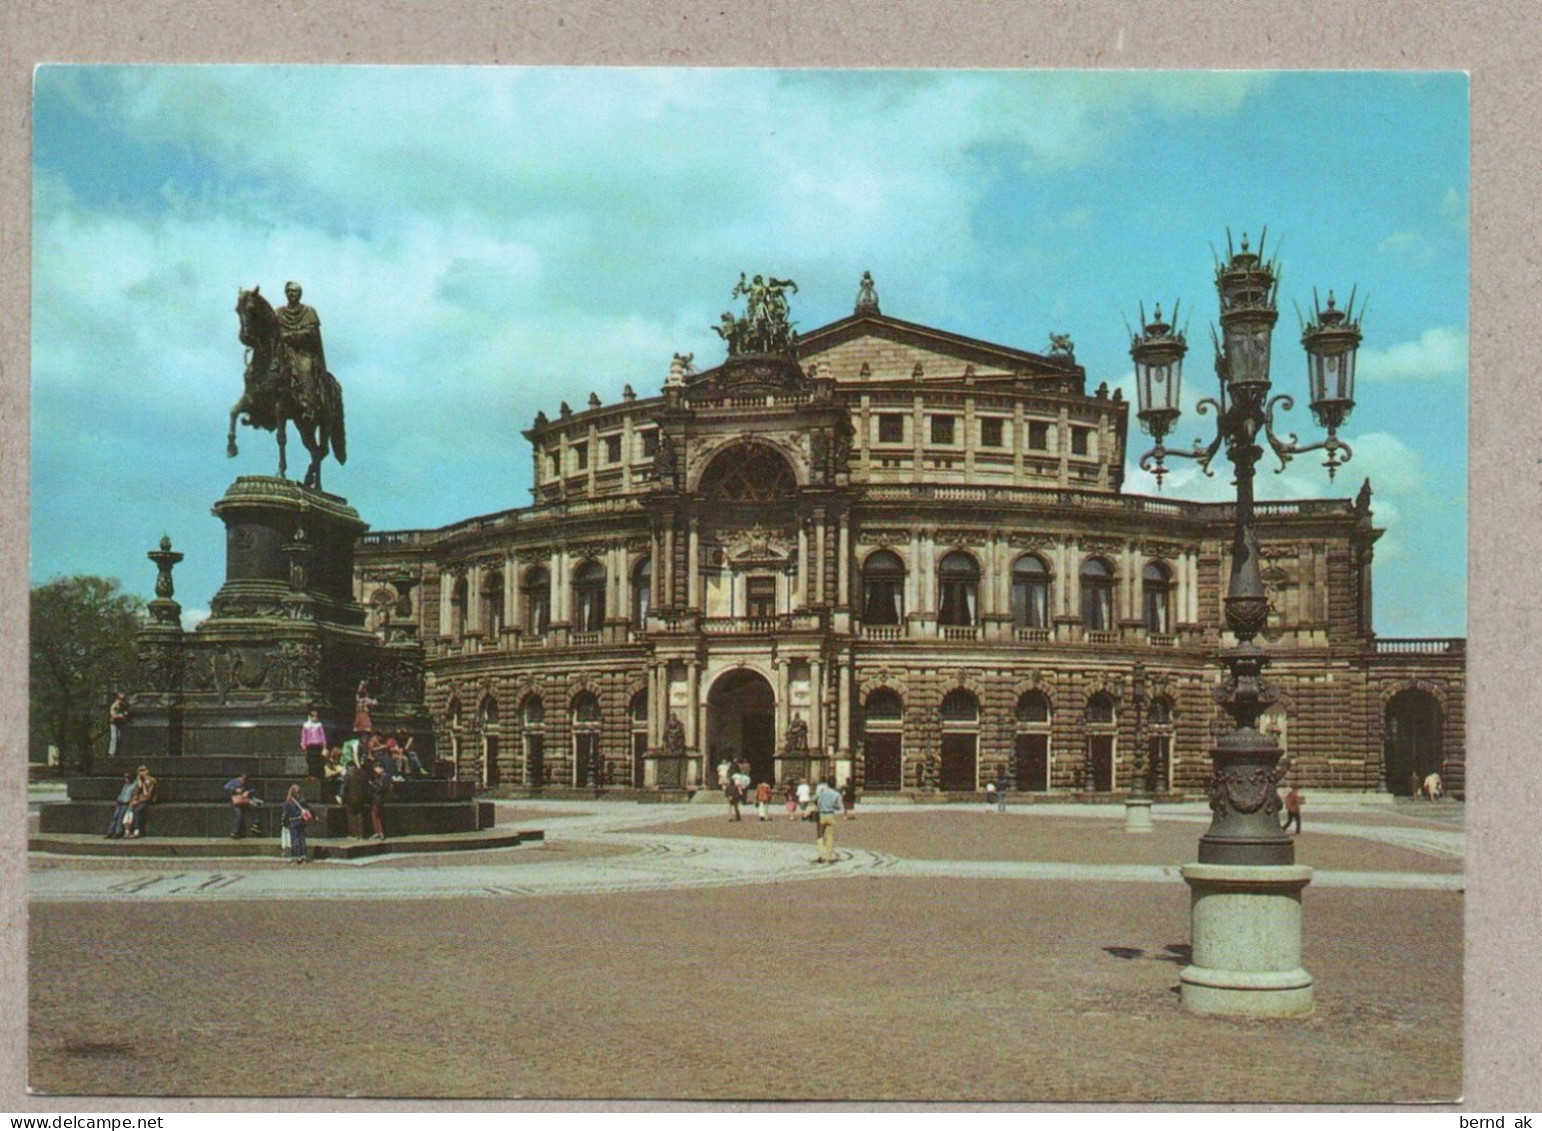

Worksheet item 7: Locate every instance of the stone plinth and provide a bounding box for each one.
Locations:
[1123,797,1154,833]
[41,477,482,844]
[1179,862,1314,1016]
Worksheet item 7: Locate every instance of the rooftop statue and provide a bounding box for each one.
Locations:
[714,273,799,357]
[228,282,348,492]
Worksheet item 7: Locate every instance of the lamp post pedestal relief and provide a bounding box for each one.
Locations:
[1132,231,1362,1017]
[1124,662,1154,834]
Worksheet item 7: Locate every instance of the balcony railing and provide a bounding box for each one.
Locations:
[571,631,603,646]
[1374,637,1465,655]
[517,634,549,649]
[1147,632,1177,648]
[940,625,979,641]
[862,624,905,641]
[1014,627,1051,643]
[700,613,824,634]
[1085,629,1120,645]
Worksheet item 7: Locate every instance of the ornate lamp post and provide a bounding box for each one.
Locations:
[1131,231,1363,1016]
[1124,662,1153,833]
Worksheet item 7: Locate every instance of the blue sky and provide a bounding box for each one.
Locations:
[31,67,1468,636]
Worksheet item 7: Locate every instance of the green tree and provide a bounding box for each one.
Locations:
[30,576,145,773]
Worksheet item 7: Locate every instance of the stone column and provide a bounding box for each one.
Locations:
[814,510,827,607]
[836,512,851,610]
[836,659,851,760]
[650,526,663,607]
[796,523,809,609]
[465,563,483,634]
[504,553,518,634]
[687,518,700,612]
[685,659,700,749]
[439,569,454,639]
[1179,864,1314,1016]
[663,523,676,608]
[905,531,921,618]
[810,657,825,756]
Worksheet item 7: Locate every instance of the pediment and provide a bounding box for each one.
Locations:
[798,313,1079,387]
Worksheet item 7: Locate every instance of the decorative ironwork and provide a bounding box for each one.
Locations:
[1131,229,1364,866]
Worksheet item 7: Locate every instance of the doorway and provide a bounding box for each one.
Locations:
[707,669,777,786]
[1385,689,1444,795]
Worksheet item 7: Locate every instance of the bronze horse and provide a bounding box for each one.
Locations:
[228,286,347,492]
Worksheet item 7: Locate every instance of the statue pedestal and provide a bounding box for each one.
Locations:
[42,477,479,843]
[1178,863,1314,1016]
[1123,797,1154,833]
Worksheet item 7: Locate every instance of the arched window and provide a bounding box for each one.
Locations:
[523,566,550,635]
[1084,691,1117,792]
[698,443,798,501]
[1080,558,1115,632]
[571,690,603,788]
[629,690,649,725]
[861,550,906,626]
[940,688,979,723]
[1148,696,1173,726]
[572,560,607,633]
[1015,690,1052,725]
[572,691,602,724]
[631,556,652,626]
[1142,561,1173,634]
[450,574,469,638]
[1011,555,1051,630]
[864,688,904,724]
[1085,692,1116,725]
[479,696,499,727]
[937,551,980,627]
[481,571,505,637]
[522,694,545,727]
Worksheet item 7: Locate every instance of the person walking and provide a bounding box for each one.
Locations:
[995,772,1009,814]
[725,769,742,821]
[754,780,772,821]
[841,777,857,820]
[785,781,799,820]
[813,779,844,864]
[796,779,812,818]
[1282,784,1303,835]
[300,709,327,780]
[985,779,997,811]
[282,783,314,864]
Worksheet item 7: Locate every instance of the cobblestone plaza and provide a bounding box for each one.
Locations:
[29,797,1462,1102]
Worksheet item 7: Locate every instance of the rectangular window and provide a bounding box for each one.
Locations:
[930,415,956,445]
[604,434,622,464]
[547,451,561,477]
[1071,426,1091,456]
[878,414,905,444]
[980,418,1004,447]
[1028,421,1050,450]
[746,577,777,619]
[571,444,588,471]
[641,430,659,458]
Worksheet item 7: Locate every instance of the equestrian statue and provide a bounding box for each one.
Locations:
[228,281,347,492]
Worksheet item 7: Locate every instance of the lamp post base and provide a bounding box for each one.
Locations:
[1123,797,1154,833]
[1179,862,1314,1017]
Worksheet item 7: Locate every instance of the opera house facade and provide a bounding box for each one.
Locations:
[352,280,1465,799]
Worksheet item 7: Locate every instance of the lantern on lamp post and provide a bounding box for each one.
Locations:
[1131,229,1364,1017]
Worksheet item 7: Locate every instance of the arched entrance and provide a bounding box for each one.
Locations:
[1385,689,1444,796]
[939,689,979,792]
[707,669,777,787]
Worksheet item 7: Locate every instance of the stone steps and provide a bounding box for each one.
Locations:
[40,800,493,839]
[29,827,544,860]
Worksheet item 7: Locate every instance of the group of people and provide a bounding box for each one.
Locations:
[104,764,156,839]
[713,760,854,865]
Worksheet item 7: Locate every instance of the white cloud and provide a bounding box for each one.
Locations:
[1376,230,1434,264]
[1357,326,1467,382]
